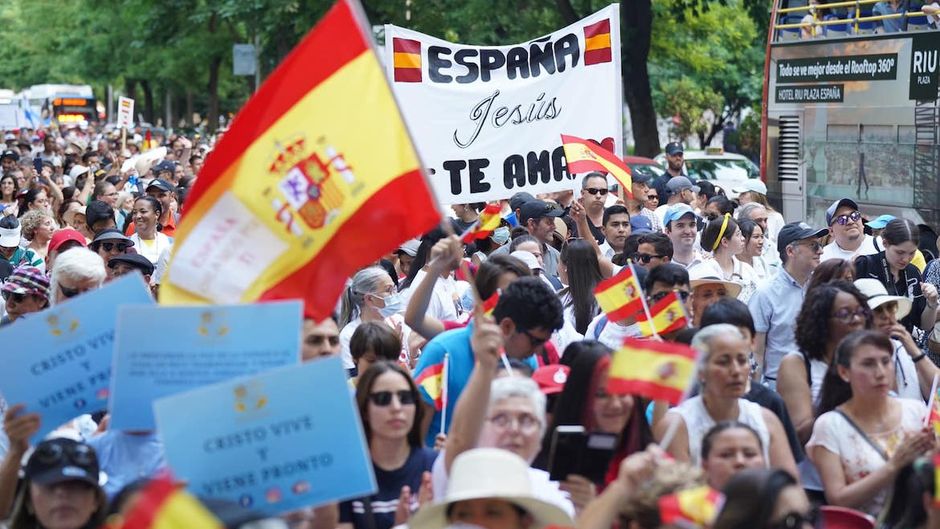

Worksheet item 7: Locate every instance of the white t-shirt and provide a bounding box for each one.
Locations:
[820,234,878,263]
[401,269,462,322]
[431,450,575,518]
[807,398,927,516]
[338,314,414,370]
[584,313,641,350]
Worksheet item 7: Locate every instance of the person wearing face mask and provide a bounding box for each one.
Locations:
[468,220,512,267]
[339,267,416,378]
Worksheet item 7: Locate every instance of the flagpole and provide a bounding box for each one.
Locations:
[440,352,449,435]
[629,260,659,339]
[925,373,939,428]
[439,218,514,376]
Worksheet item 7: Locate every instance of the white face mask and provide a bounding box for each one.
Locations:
[374,292,403,317]
[491,226,510,245]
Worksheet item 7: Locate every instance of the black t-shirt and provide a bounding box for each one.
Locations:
[855,251,925,332]
[587,219,605,245]
[339,447,437,529]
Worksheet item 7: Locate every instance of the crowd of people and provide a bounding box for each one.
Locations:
[4,124,940,529]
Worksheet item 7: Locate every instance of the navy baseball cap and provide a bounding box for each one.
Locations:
[630,215,653,234]
[825,198,859,226]
[777,221,828,253]
[665,142,684,156]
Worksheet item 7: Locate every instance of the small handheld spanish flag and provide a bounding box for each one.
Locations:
[608,338,697,405]
[415,361,446,411]
[561,134,633,197]
[593,266,644,322]
[114,476,223,529]
[482,291,500,317]
[637,291,690,337]
[658,485,724,529]
[461,203,503,243]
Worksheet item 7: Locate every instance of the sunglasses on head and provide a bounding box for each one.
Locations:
[584,187,609,196]
[59,284,81,299]
[306,335,340,346]
[368,390,416,407]
[33,442,96,468]
[101,242,128,253]
[831,211,861,226]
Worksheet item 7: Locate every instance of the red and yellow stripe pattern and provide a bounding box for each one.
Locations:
[159,0,440,320]
[393,37,422,82]
[482,291,500,317]
[608,338,697,405]
[637,291,689,337]
[583,19,612,65]
[561,134,632,196]
[658,486,723,528]
[119,477,223,529]
[462,203,503,243]
[593,265,643,322]
[415,362,445,410]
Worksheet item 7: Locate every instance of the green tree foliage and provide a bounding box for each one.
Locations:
[650,0,763,147]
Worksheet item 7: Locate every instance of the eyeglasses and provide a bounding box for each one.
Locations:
[1,291,28,304]
[649,290,690,304]
[791,240,823,253]
[306,335,340,347]
[518,328,549,347]
[59,284,82,299]
[634,253,666,264]
[101,242,129,253]
[767,508,819,529]
[831,307,870,323]
[584,188,609,196]
[368,390,416,407]
[832,211,862,226]
[486,412,540,433]
[32,442,96,468]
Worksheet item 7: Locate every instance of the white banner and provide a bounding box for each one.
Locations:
[116,96,134,129]
[385,5,623,204]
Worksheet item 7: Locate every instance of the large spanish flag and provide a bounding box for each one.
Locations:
[593,265,644,322]
[119,477,222,529]
[637,291,689,337]
[608,338,697,405]
[159,0,440,320]
[561,134,633,196]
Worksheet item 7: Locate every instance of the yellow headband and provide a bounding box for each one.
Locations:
[711,213,731,252]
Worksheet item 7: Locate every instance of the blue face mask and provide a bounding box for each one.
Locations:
[491,226,510,245]
[376,292,403,318]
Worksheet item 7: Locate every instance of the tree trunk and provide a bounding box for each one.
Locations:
[140,79,155,125]
[621,0,660,157]
[206,13,221,133]
[186,90,194,126]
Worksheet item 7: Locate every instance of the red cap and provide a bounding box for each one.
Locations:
[48,229,87,254]
[532,364,570,395]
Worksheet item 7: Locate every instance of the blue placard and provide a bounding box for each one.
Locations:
[0,274,154,441]
[153,357,376,514]
[109,301,302,431]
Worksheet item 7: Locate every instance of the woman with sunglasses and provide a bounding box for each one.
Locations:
[736,218,772,283]
[777,281,871,444]
[656,324,797,478]
[856,218,939,335]
[128,196,172,266]
[49,248,105,305]
[338,362,436,529]
[693,214,759,302]
[88,230,134,273]
[810,330,935,516]
[0,406,106,529]
[714,469,814,529]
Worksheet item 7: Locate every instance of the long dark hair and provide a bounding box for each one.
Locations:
[881,457,935,529]
[816,330,893,417]
[713,469,797,529]
[560,239,603,334]
[16,187,46,218]
[399,226,447,291]
[701,214,739,253]
[0,174,18,202]
[882,218,919,247]
[355,361,424,449]
[805,258,854,293]
[795,281,872,362]
[534,342,652,469]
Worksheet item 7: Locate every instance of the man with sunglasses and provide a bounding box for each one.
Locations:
[749,221,827,387]
[412,276,563,446]
[820,198,877,263]
[634,232,673,271]
[579,172,610,244]
[89,229,134,279]
[0,266,49,326]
